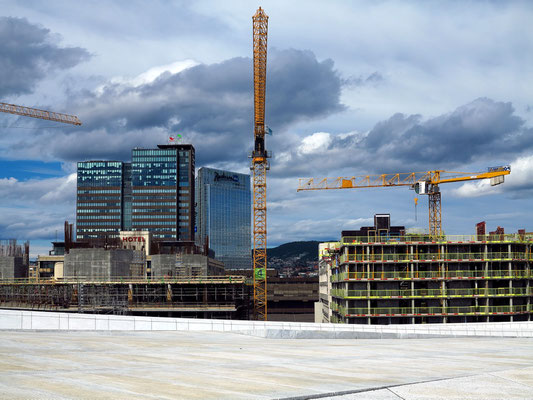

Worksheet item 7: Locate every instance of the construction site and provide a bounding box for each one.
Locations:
[0,7,274,322]
[0,6,531,328]
[2,4,533,400]
[0,276,249,319]
[318,215,532,324]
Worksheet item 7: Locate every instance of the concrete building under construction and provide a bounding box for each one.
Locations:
[0,276,250,319]
[0,230,249,319]
[0,240,29,279]
[319,215,533,324]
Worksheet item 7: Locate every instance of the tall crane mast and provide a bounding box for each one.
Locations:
[298,166,511,237]
[0,102,82,126]
[251,7,269,320]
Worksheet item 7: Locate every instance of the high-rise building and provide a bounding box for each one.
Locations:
[131,144,195,241]
[196,167,251,269]
[76,161,128,240]
[76,144,195,242]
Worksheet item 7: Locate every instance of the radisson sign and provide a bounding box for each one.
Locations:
[214,171,239,183]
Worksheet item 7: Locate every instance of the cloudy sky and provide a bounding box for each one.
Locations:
[0,0,532,257]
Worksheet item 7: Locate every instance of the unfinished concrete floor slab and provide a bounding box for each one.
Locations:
[0,330,532,399]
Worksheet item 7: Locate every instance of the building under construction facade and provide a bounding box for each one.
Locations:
[319,215,533,324]
[0,240,29,279]
[0,276,250,319]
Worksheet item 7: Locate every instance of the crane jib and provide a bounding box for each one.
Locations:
[298,167,511,238]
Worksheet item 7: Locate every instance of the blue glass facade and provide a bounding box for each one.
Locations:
[131,144,194,241]
[76,144,195,242]
[76,161,126,240]
[196,167,251,269]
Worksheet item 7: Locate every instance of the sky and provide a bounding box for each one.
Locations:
[0,0,532,257]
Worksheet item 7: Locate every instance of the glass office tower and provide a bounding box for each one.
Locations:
[76,161,126,240]
[196,167,251,269]
[76,144,195,242]
[131,144,195,241]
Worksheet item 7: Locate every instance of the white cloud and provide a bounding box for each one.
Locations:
[95,59,199,94]
[0,173,76,204]
[298,132,331,155]
[40,173,77,202]
[452,155,533,198]
[128,59,199,86]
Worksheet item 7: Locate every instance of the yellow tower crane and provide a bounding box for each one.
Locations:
[297,166,511,237]
[250,7,269,320]
[0,102,82,126]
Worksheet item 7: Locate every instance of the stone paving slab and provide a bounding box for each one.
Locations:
[391,369,533,400]
[0,330,532,399]
[321,367,533,400]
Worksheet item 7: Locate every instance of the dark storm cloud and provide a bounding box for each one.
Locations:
[360,98,530,168]
[57,48,344,165]
[0,17,91,97]
[276,98,533,178]
[267,49,346,125]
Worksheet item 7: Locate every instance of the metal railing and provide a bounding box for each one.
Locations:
[330,269,532,282]
[331,287,532,299]
[337,304,531,316]
[0,276,247,285]
[341,233,533,245]
[339,252,532,264]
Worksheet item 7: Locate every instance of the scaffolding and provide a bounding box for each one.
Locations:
[328,235,532,324]
[0,277,251,318]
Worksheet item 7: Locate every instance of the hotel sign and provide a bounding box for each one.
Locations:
[121,236,146,242]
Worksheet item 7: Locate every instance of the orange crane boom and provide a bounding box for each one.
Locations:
[250,7,269,321]
[298,166,511,237]
[0,102,81,126]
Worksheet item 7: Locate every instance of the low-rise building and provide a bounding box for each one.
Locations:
[319,214,533,324]
[64,248,144,280]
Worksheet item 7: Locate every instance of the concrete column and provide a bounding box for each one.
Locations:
[527,274,530,322]
[474,279,479,322]
[366,278,371,324]
[508,244,512,275]
[442,280,447,323]
[166,284,172,303]
[509,272,514,321]
[409,245,414,280]
[411,279,415,323]
[484,244,488,276]
[508,243,513,321]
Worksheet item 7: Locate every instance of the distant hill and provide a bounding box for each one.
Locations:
[266,241,321,263]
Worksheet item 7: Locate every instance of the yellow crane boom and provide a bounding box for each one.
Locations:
[0,102,81,126]
[251,7,269,321]
[298,166,511,237]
